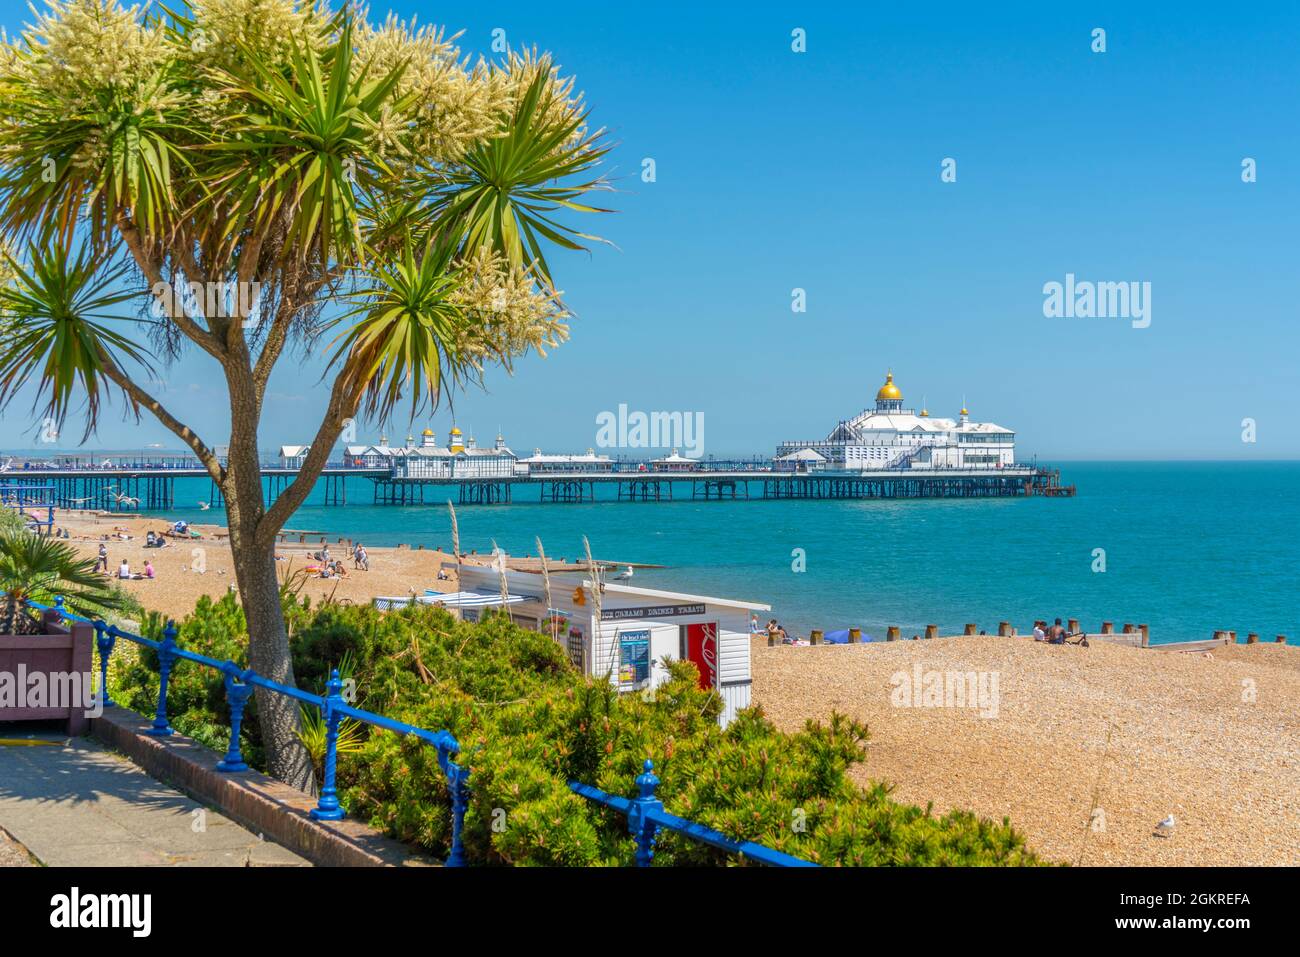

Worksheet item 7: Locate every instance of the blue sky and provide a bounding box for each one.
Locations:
[2,0,1297,460]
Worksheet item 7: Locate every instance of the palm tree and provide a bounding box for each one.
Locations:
[0,2,611,789]
[0,532,121,634]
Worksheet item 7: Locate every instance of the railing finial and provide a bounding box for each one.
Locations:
[629,758,663,867]
[309,669,346,821]
[94,620,116,708]
[146,620,177,736]
[216,662,254,773]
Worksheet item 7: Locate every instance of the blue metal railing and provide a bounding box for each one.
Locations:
[27,596,814,867]
[29,596,470,866]
[570,760,816,867]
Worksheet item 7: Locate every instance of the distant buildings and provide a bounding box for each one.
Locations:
[331,428,517,478]
[279,445,310,470]
[650,450,699,473]
[774,371,1016,471]
[518,449,613,473]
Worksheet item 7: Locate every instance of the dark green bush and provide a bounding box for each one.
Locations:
[109,595,1043,866]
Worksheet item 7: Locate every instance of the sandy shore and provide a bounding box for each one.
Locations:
[52,509,585,620]
[752,636,1299,866]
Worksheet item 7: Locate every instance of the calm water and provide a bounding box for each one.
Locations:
[139,462,1298,645]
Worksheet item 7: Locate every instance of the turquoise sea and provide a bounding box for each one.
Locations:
[125,461,1300,646]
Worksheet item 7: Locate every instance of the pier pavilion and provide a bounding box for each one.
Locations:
[775,371,1017,472]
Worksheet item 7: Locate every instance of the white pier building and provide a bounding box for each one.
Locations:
[775,371,1016,472]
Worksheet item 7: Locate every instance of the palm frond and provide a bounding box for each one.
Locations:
[423,65,614,284]
[0,240,153,439]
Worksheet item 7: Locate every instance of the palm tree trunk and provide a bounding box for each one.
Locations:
[230,534,314,791]
[223,412,314,792]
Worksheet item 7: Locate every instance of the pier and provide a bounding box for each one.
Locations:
[2,464,1074,511]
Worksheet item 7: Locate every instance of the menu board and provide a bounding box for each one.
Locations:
[618,629,651,689]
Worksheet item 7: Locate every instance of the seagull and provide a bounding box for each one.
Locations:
[1154,815,1175,837]
[197,501,211,510]
[612,565,634,581]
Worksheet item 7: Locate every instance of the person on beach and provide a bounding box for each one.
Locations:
[1049,618,1067,644]
[118,558,130,579]
[750,614,762,634]
[96,543,108,572]
[356,545,369,571]
[143,560,155,580]
[1033,622,1047,641]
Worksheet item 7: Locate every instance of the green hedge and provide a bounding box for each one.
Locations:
[109,594,1043,866]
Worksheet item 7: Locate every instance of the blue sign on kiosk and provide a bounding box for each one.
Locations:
[618,629,651,689]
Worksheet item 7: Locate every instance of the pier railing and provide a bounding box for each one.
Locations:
[25,597,814,868]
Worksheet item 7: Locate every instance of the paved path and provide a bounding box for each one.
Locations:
[0,728,308,867]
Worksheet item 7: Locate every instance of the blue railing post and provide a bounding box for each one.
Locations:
[94,620,115,708]
[444,754,470,867]
[309,669,346,821]
[53,595,65,618]
[146,620,177,737]
[216,663,254,772]
[628,759,664,867]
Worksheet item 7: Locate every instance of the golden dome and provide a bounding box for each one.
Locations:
[876,371,902,401]
[422,428,433,436]
[920,409,929,417]
[449,426,462,435]
[960,407,968,416]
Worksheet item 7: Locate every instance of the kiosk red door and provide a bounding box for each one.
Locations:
[683,622,719,691]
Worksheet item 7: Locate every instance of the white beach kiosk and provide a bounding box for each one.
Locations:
[377,564,769,727]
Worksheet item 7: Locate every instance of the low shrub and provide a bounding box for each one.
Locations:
[109,595,1043,866]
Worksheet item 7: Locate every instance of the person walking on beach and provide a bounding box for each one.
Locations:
[96,543,108,573]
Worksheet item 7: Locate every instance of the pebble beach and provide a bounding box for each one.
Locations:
[752,636,1299,866]
[47,508,1300,866]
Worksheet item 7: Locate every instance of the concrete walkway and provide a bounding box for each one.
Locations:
[0,727,308,867]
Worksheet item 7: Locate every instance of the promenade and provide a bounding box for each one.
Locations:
[0,728,307,867]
